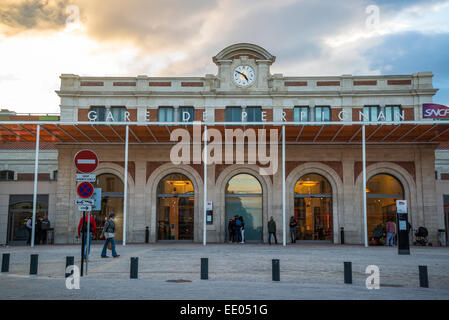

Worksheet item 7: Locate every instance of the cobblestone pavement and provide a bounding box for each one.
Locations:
[1,243,449,299]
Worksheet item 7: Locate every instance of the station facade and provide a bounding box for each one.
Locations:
[1,43,448,245]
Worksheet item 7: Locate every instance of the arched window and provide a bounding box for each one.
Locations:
[93,173,124,241]
[225,174,263,242]
[157,174,194,241]
[0,170,14,181]
[294,174,333,241]
[367,174,404,245]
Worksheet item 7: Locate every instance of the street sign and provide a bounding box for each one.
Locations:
[92,188,102,211]
[77,182,94,199]
[76,174,96,182]
[78,205,92,211]
[75,198,95,205]
[74,150,99,174]
[396,200,407,213]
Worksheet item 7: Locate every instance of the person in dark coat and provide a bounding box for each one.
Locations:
[289,216,297,243]
[268,216,277,245]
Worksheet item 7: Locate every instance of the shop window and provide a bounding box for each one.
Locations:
[315,106,331,122]
[0,170,14,181]
[179,107,194,122]
[246,107,262,122]
[294,106,310,122]
[89,106,106,122]
[225,107,242,122]
[158,107,174,122]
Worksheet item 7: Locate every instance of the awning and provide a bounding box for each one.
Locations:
[0,122,448,144]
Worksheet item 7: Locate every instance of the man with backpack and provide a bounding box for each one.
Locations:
[77,214,97,258]
[234,215,242,243]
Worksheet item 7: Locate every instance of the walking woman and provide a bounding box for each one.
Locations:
[101,213,120,258]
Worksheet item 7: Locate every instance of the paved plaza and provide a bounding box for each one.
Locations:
[1,243,449,300]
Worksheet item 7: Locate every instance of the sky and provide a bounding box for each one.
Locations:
[0,0,448,114]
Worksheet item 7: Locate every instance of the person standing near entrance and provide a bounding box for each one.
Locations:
[26,217,33,245]
[239,216,245,244]
[78,214,97,258]
[386,219,396,247]
[289,216,297,243]
[268,216,278,245]
[234,215,242,243]
[227,217,235,243]
[101,213,120,258]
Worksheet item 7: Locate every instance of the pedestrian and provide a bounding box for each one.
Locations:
[234,215,242,243]
[35,217,42,245]
[78,214,97,258]
[268,216,277,245]
[289,216,297,243]
[385,219,396,247]
[227,218,234,243]
[26,217,33,245]
[101,213,120,258]
[239,216,245,244]
[41,216,51,244]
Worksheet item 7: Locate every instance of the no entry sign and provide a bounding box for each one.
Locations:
[77,182,95,199]
[74,150,99,173]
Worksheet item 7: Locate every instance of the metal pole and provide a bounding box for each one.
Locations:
[362,124,368,247]
[85,211,90,274]
[123,125,129,246]
[203,126,207,246]
[31,124,40,248]
[282,125,286,246]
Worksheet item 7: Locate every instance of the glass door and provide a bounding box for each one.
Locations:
[157,195,194,240]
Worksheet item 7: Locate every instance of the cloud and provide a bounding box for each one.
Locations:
[0,0,70,35]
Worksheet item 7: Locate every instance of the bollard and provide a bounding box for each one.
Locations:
[1,253,10,273]
[30,254,38,275]
[130,257,138,279]
[419,265,429,288]
[340,227,345,244]
[272,259,280,281]
[344,262,352,284]
[201,258,208,280]
[65,256,74,278]
[145,226,149,244]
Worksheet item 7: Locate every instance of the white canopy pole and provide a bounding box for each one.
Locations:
[362,124,368,247]
[203,125,207,246]
[31,124,40,248]
[282,125,286,246]
[122,125,129,246]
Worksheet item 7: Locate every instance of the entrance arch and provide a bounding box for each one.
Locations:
[366,173,404,245]
[225,173,263,242]
[156,173,194,241]
[294,173,333,241]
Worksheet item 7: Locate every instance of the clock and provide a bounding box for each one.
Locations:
[233,65,255,87]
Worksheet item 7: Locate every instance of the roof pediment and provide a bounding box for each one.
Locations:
[213,43,275,64]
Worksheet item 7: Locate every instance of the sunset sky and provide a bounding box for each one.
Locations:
[0,0,448,114]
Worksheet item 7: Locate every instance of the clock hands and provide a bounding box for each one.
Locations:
[236,70,249,81]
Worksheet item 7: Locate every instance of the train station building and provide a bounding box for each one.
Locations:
[1,43,448,246]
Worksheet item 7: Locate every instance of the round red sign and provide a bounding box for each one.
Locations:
[74,150,99,173]
[77,182,94,199]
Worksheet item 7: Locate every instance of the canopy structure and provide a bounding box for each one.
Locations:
[0,121,448,144]
[1,120,448,248]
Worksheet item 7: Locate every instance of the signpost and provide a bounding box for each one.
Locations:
[396,200,410,255]
[74,150,99,276]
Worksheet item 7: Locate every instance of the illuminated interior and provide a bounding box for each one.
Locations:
[294,174,333,241]
[157,173,194,241]
[367,173,404,245]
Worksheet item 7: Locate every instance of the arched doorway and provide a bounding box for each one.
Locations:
[367,173,404,245]
[294,174,333,241]
[225,174,263,242]
[93,173,124,241]
[157,173,194,241]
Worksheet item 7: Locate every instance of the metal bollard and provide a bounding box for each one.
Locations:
[30,254,38,275]
[1,253,10,273]
[65,256,74,278]
[201,258,208,280]
[130,257,138,279]
[272,259,280,281]
[419,265,429,288]
[340,227,345,244]
[344,262,352,284]
[145,227,149,244]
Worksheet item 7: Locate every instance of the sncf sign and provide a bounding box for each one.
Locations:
[422,104,449,119]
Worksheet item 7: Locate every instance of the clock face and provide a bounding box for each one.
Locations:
[233,65,255,86]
